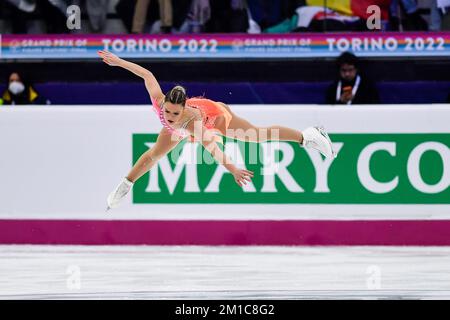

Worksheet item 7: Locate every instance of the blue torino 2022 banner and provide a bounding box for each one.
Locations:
[1,32,450,60]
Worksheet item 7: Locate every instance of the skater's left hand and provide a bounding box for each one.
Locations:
[98,50,122,67]
[231,168,254,187]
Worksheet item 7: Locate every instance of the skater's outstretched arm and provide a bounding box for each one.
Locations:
[186,121,253,187]
[97,50,164,102]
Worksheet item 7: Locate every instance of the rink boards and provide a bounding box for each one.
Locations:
[0,105,449,245]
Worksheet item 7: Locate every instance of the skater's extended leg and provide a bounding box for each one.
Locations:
[126,128,181,183]
[222,103,335,158]
[107,128,181,209]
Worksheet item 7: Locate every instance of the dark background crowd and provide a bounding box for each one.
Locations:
[1,0,450,34]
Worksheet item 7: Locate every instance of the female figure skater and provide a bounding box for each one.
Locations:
[98,50,336,209]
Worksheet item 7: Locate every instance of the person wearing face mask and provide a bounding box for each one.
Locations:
[325,52,380,105]
[2,72,49,105]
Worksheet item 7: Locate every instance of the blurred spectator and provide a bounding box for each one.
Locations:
[303,0,390,32]
[187,0,211,32]
[325,52,380,105]
[441,0,450,29]
[2,0,71,33]
[247,0,285,30]
[1,72,50,105]
[3,0,447,34]
[389,0,429,30]
[115,0,135,32]
[40,0,73,33]
[290,5,363,33]
[263,0,305,33]
[132,0,173,34]
[86,0,109,32]
[2,0,36,33]
[204,0,248,33]
[170,0,191,32]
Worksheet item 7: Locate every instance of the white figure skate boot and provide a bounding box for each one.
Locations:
[301,126,337,158]
[106,177,134,210]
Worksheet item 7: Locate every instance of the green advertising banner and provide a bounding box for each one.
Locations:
[133,133,450,204]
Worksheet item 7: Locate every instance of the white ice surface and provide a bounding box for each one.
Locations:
[1,245,450,300]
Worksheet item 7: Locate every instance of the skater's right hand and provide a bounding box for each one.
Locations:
[98,50,122,67]
[340,92,353,103]
[231,168,254,187]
